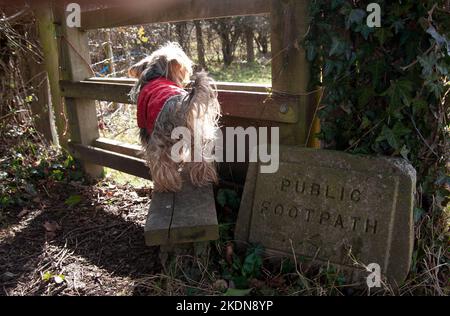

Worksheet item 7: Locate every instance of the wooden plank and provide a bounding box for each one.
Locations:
[69,142,151,180]
[81,0,271,30]
[169,182,219,243]
[217,90,298,123]
[93,137,142,158]
[85,77,271,93]
[145,180,218,246]
[60,80,298,123]
[270,0,311,145]
[54,3,103,178]
[60,80,133,104]
[145,191,175,246]
[32,1,65,146]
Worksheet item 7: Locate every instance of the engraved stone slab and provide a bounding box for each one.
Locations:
[235,147,416,284]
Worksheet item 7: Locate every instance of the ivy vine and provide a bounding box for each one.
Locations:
[304,0,449,286]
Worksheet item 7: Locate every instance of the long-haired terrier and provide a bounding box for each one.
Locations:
[129,42,221,192]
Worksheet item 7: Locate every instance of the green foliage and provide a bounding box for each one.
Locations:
[0,127,86,214]
[42,271,65,284]
[216,188,241,210]
[220,244,264,290]
[304,0,449,291]
[305,0,449,196]
[64,195,82,207]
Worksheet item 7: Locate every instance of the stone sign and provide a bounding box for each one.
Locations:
[235,147,416,284]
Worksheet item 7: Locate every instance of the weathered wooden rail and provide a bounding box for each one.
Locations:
[32,0,317,245]
[33,0,315,181]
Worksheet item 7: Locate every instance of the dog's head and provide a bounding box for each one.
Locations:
[128,42,193,87]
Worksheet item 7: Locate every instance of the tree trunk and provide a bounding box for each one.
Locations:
[245,26,255,64]
[256,34,269,55]
[194,20,207,70]
[211,19,243,68]
[221,38,234,67]
[175,22,190,56]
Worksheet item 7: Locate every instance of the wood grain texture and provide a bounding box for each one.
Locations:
[69,142,151,180]
[60,80,298,123]
[94,138,142,158]
[81,0,270,30]
[169,182,219,244]
[145,191,175,246]
[270,0,311,145]
[53,3,103,177]
[145,181,218,246]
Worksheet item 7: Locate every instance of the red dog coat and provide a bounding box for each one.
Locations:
[136,77,185,133]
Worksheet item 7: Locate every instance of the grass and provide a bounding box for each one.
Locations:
[208,61,271,84]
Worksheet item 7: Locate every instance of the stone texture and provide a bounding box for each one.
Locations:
[235,147,416,285]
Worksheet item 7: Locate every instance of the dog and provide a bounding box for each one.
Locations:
[128,42,221,192]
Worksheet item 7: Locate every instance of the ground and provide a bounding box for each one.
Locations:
[0,178,161,295]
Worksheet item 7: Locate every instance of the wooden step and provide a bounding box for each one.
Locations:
[144,182,219,246]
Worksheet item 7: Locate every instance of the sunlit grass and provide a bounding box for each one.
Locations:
[208,62,271,84]
[104,168,152,187]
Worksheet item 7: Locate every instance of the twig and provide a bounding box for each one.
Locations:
[0,5,30,23]
[345,119,385,152]
[0,109,28,121]
[408,113,440,158]
[400,45,435,71]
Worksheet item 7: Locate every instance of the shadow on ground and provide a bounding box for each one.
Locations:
[0,181,161,295]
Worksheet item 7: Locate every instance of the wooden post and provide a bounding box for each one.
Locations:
[271,0,311,146]
[52,1,104,178]
[32,0,66,147]
[18,47,58,145]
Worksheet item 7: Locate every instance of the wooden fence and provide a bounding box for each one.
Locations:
[32,0,317,181]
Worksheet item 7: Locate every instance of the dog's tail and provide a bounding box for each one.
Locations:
[183,72,221,187]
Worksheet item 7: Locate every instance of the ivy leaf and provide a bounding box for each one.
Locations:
[216,189,240,210]
[368,60,386,88]
[392,20,405,34]
[385,80,413,107]
[418,53,437,77]
[425,78,444,99]
[323,59,334,77]
[346,9,366,29]
[426,26,450,55]
[331,0,344,10]
[65,195,82,207]
[242,251,263,279]
[374,28,393,46]
[400,145,410,160]
[358,87,375,107]
[377,126,399,150]
[436,62,449,76]
[329,37,345,56]
[357,24,373,40]
[360,116,371,129]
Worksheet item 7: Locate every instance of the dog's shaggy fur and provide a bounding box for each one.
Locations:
[129,43,221,192]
